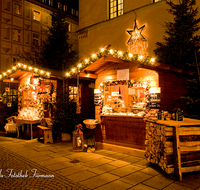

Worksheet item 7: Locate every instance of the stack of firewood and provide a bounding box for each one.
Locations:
[145,121,200,174]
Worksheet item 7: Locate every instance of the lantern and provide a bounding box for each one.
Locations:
[73,124,84,152]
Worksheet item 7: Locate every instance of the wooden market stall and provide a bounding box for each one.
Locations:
[1,64,58,139]
[66,46,189,155]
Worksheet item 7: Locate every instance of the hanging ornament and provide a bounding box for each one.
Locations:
[5,87,10,92]
[7,102,12,107]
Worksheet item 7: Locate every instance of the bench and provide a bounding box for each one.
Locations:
[37,125,53,144]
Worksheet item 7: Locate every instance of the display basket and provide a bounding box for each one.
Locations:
[83,119,99,129]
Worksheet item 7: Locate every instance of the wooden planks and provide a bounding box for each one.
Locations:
[145,119,200,180]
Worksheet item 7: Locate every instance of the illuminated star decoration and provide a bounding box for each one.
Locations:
[126,20,146,44]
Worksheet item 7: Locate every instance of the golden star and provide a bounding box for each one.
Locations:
[127,20,146,44]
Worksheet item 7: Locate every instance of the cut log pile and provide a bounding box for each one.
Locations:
[145,121,200,179]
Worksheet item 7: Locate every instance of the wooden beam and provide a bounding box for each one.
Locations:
[3,79,19,83]
[79,72,97,79]
[173,125,182,181]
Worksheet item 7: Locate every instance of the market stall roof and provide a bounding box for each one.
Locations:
[66,45,192,79]
[0,63,64,83]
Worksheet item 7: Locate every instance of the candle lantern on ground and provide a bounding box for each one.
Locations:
[73,124,84,152]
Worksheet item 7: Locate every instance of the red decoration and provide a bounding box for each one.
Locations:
[76,124,82,135]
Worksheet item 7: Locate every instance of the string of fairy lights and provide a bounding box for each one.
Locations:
[0,45,156,81]
[65,45,156,78]
[0,63,51,81]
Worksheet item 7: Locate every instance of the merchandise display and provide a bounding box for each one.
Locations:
[17,76,56,120]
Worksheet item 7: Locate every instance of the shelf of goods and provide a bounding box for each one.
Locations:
[145,118,200,180]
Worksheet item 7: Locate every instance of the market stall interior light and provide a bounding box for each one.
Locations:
[10,78,14,81]
[28,66,32,70]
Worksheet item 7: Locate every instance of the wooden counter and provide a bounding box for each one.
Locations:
[96,115,146,150]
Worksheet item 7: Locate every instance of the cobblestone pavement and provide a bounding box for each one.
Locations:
[0,145,90,190]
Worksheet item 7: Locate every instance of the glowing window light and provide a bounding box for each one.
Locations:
[40,70,44,74]
[118,51,123,56]
[34,68,38,72]
[100,48,104,52]
[77,63,82,68]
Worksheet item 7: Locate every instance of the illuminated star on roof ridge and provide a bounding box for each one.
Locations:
[126,20,146,44]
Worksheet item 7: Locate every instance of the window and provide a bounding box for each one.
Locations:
[14,3,22,15]
[58,2,62,9]
[3,27,10,40]
[25,32,30,44]
[69,86,78,103]
[49,0,53,6]
[3,0,10,11]
[32,33,40,46]
[71,8,75,15]
[33,10,40,21]
[110,0,123,19]
[63,5,67,12]
[13,28,21,42]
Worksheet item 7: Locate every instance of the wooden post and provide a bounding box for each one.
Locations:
[173,125,182,181]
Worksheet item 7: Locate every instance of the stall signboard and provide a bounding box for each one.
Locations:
[94,89,101,106]
[117,69,129,80]
[150,87,161,109]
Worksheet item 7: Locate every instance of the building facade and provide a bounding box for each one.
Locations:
[0,0,78,73]
[78,0,200,59]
